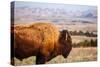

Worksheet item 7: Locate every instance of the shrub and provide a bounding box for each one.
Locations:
[72,39,97,47]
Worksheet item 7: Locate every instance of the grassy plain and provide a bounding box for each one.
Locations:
[14,47,97,65]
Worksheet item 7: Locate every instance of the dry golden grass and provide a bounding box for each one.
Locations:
[71,35,97,43]
[14,47,97,65]
[66,47,97,62]
[56,22,97,32]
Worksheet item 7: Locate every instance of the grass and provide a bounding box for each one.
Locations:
[66,47,97,62]
[14,47,97,65]
[71,35,97,43]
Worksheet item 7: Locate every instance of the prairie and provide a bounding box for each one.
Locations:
[71,35,97,43]
[14,47,97,65]
[56,22,97,33]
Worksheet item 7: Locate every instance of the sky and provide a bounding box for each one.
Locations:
[14,1,97,12]
[11,1,97,23]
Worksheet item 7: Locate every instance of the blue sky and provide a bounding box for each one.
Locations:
[14,1,97,12]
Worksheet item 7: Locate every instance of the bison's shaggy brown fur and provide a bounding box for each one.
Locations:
[11,22,72,65]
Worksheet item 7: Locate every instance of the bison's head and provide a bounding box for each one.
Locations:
[59,30,72,58]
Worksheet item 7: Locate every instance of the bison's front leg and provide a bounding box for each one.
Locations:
[36,54,47,64]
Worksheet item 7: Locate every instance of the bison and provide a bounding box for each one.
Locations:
[11,23,72,65]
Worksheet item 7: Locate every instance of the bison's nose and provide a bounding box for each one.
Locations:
[64,56,67,58]
[63,54,67,58]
